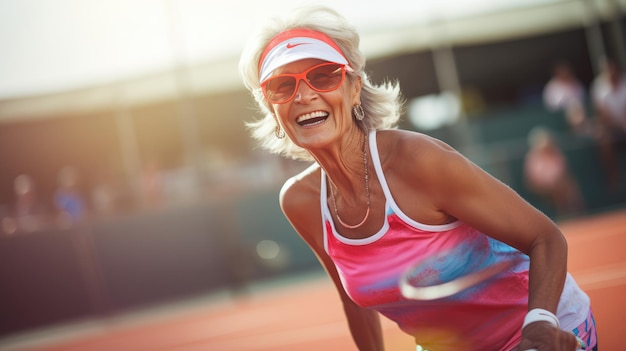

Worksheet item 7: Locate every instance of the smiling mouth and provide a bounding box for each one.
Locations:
[296,111,329,127]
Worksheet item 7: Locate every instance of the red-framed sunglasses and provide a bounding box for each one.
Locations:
[261,62,349,104]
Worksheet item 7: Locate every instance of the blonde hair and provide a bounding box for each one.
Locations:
[239,5,404,161]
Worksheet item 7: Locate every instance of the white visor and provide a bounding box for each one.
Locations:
[259,36,349,83]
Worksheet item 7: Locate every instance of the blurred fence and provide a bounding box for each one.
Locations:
[0,192,317,338]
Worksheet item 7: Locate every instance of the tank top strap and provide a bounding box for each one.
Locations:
[320,167,330,253]
[368,129,395,207]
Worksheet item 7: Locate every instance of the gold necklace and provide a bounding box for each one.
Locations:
[330,134,370,229]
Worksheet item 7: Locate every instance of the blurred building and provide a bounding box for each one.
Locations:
[0,0,624,212]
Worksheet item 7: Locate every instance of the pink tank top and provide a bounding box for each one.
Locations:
[320,130,590,351]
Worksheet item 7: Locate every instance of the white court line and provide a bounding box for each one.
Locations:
[172,321,348,351]
[202,305,303,339]
[559,211,626,240]
[573,262,626,291]
[168,321,400,351]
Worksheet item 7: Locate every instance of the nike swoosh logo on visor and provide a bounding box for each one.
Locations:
[286,42,308,49]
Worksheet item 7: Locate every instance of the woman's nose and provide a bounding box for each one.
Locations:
[294,79,316,103]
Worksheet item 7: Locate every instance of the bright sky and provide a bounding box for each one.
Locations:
[0,0,555,99]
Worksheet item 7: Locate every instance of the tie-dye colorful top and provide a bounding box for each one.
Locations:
[320,130,590,351]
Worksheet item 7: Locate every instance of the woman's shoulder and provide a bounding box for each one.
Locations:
[279,163,322,214]
[279,163,326,248]
[375,129,456,166]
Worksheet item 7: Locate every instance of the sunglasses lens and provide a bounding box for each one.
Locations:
[263,63,345,104]
[264,76,297,104]
[307,64,344,91]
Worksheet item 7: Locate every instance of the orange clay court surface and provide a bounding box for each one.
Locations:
[2,209,625,351]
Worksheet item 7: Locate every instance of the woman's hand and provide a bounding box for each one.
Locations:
[515,322,580,351]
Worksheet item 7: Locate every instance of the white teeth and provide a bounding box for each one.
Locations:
[296,111,328,124]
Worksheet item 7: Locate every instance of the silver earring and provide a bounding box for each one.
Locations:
[352,104,365,121]
[275,125,285,139]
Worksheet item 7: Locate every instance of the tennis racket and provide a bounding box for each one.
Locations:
[401,254,586,351]
[401,255,533,351]
[399,255,525,301]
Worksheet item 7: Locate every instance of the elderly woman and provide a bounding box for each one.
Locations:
[239,6,596,351]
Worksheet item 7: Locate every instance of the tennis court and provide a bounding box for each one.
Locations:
[2,209,624,351]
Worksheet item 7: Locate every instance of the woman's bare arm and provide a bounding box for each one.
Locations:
[389,131,575,349]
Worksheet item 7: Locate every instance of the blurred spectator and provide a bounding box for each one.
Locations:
[592,57,626,134]
[14,174,44,217]
[91,170,118,216]
[54,166,88,226]
[524,127,584,217]
[542,61,587,131]
[7,174,47,233]
[591,57,626,187]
